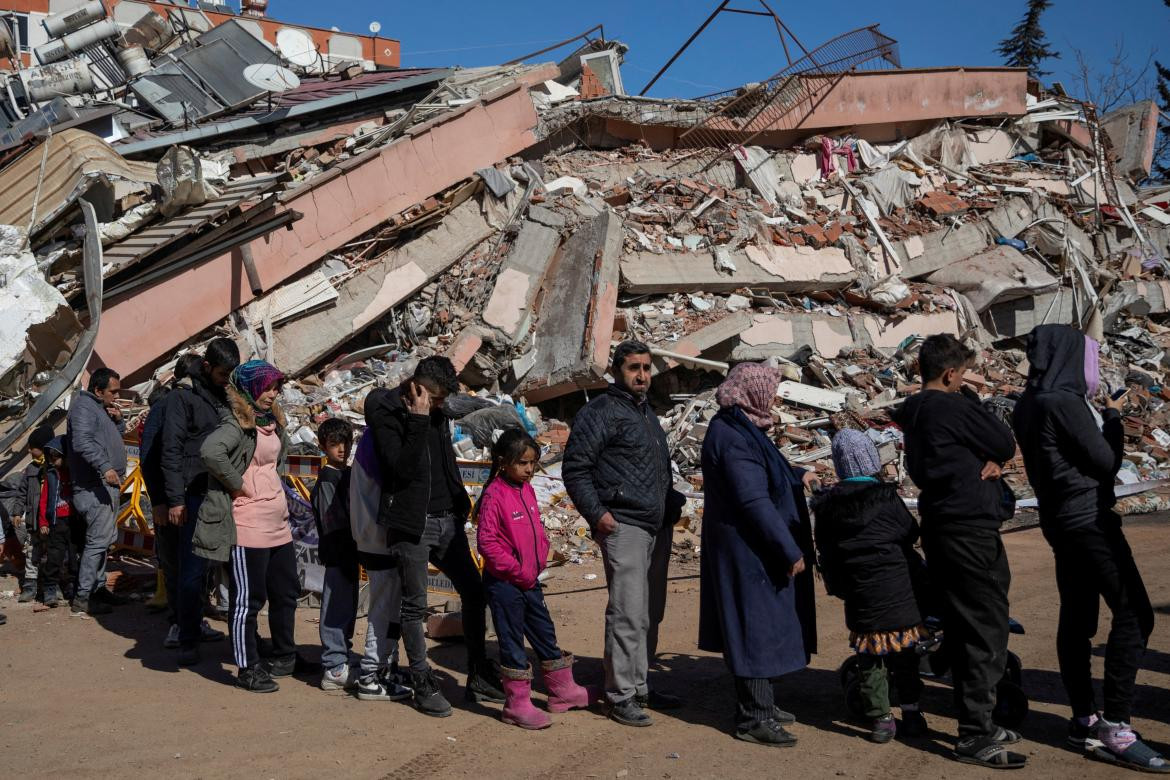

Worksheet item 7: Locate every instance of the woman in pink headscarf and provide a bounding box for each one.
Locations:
[699,362,819,748]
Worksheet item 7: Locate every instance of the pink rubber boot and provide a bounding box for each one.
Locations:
[541,652,596,713]
[501,666,550,730]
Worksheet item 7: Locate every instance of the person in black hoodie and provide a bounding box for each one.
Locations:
[1013,324,1163,773]
[890,334,1024,769]
[363,356,504,717]
[158,338,239,666]
[812,429,928,745]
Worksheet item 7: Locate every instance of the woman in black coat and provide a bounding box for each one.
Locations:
[812,429,928,744]
[699,362,818,748]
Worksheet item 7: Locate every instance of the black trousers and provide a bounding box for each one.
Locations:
[1045,517,1155,723]
[39,521,73,592]
[922,524,1011,738]
[228,543,299,670]
[391,512,488,674]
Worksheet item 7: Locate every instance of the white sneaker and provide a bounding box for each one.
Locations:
[164,624,181,649]
[321,665,356,692]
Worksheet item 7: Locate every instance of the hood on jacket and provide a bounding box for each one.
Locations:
[226,385,286,430]
[1025,324,1087,395]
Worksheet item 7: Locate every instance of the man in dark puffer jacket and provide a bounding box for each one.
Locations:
[563,341,686,728]
[1014,324,1162,772]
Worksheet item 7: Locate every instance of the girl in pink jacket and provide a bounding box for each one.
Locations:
[476,429,594,729]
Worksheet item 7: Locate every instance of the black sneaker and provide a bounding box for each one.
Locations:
[412,670,453,718]
[70,597,111,616]
[0,611,6,625]
[636,690,683,710]
[266,654,322,678]
[773,707,796,725]
[92,587,128,606]
[901,710,929,738]
[356,673,413,702]
[237,666,279,693]
[736,718,797,747]
[178,645,201,666]
[17,583,36,603]
[466,661,505,703]
[609,698,653,727]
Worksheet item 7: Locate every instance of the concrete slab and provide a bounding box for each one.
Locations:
[896,220,991,279]
[94,83,541,380]
[927,245,1059,312]
[621,246,855,295]
[984,288,1077,339]
[519,210,623,402]
[269,196,497,375]
[481,219,561,342]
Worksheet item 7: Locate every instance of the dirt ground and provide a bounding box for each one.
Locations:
[2,517,1169,780]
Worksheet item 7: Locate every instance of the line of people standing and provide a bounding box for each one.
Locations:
[694,329,1163,773]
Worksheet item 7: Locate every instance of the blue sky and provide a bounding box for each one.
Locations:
[260,0,1166,101]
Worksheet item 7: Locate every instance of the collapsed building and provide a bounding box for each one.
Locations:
[2,2,1170,558]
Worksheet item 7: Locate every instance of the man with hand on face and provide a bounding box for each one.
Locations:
[158,338,240,664]
[362,356,504,718]
[68,367,128,617]
[563,341,687,728]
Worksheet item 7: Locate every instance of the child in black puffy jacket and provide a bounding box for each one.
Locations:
[812,429,928,745]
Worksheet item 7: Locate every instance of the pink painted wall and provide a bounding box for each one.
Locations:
[92,83,540,380]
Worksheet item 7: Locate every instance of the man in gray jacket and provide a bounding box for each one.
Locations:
[564,341,686,728]
[68,367,128,616]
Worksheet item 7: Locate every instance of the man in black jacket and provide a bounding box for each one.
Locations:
[364,356,503,717]
[563,341,685,728]
[1014,325,1162,771]
[891,334,1025,769]
[158,338,238,665]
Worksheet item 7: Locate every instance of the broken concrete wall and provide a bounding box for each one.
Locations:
[519,210,622,402]
[481,215,562,343]
[1101,101,1161,181]
[271,195,499,375]
[91,83,541,379]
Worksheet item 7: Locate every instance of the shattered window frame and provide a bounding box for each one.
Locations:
[1,12,30,53]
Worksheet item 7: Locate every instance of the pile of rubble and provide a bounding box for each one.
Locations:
[3,4,1170,561]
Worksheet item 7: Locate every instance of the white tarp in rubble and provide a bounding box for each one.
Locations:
[0,224,71,389]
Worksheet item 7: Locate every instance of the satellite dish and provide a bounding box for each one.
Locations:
[276,28,317,68]
[244,63,301,93]
[369,21,382,34]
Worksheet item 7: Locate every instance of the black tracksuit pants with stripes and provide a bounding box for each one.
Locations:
[228,542,298,670]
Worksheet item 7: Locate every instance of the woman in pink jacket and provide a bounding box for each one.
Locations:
[476,429,593,729]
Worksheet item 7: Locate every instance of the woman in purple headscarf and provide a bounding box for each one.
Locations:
[1014,324,1163,772]
[699,362,819,748]
[197,359,298,693]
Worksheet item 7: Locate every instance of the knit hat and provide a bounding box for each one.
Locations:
[28,424,54,451]
[44,436,66,456]
[831,429,881,479]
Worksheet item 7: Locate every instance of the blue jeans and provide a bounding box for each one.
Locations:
[159,495,208,648]
[484,573,560,670]
[319,562,359,672]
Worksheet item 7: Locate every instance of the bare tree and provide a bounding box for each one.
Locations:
[1069,40,1155,114]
